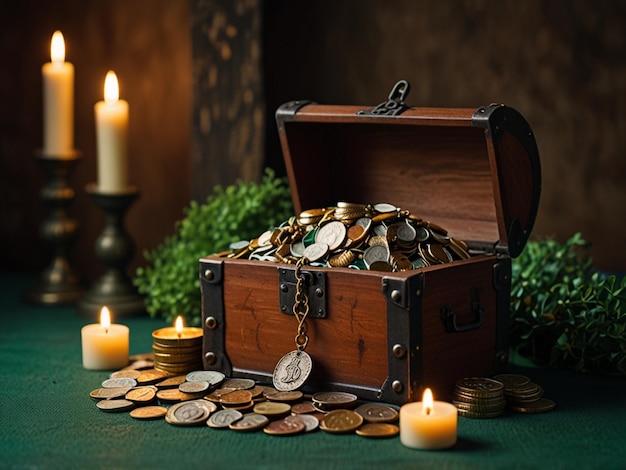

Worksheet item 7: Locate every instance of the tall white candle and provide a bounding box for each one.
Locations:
[94,71,129,192]
[81,306,129,370]
[42,30,74,157]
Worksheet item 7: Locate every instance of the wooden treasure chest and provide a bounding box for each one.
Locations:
[199,81,541,405]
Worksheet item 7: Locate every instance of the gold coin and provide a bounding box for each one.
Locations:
[220,390,254,406]
[320,409,363,434]
[221,378,256,390]
[126,386,157,403]
[89,387,132,401]
[109,369,141,380]
[457,408,504,419]
[222,400,255,412]
[156,388,200,403]
[121,359,155,371]
[179,380,210,394]
[263,417,306,436]
[492,374,531,391]
[136,369,169,385]
[253,401,291,418]
[509,398,556,414]
[129,405,167,420]
[96,399,135,413]
[453,400,506,413]
[228,413,269,432]
[455,377,504,398]
[354,403,399,423]
[290,402,317,414]
[355,422,399,438]
[204,387,237,403]
[155,375,187,389]
[266,390,303,403]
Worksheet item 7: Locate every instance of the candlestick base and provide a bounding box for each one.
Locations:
[77,184,145,318]
[24,151,84,305]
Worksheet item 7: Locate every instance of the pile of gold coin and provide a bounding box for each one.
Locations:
[152,331,203,376]
[453,377,507,419]
[223,202,471,272]
[89,355,400,438]
[453,375,556,419]
[492,373,556,414]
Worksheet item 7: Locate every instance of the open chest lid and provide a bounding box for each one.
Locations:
[275,80,541,258]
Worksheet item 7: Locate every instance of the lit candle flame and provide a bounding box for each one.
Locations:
[104,71,119,104]
[422,388,434,416]
[50,30,65,64]
[175,315,184,339]
[100,306,111,334]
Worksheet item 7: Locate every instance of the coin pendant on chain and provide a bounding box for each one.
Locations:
[272,349,313,391]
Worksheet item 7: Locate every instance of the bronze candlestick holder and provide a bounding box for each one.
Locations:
[24,151,84,305]
[77,183,145,318]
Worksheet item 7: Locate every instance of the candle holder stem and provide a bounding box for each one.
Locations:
[77,184,145,318]
[24,152,84,305]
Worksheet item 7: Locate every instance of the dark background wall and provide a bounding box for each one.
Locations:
[1,0,625,284]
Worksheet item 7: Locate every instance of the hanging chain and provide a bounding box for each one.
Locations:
[292,257,310,351]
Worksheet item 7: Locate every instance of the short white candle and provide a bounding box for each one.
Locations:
[42,30,74,157]
[400,388,458,450]
[94,71,129,192]
[81,306,129,370]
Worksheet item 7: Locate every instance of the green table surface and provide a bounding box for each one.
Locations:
[1,272,625,470]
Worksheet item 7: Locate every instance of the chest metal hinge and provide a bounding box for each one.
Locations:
[357,80,411,117]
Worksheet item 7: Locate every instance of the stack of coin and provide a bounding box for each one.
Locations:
[492,374,556,414]
[152,326,203,375]
[223,201,471,272]
[453,377,506,419]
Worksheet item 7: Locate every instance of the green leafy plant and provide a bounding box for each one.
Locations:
[510,232,626,375]
[134,169,293,326]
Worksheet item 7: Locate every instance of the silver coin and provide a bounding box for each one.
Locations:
[414,225,430,242]
[228,413,269,432]
[363,244,389,268]
[290,239,305,258]
[165,399,215,426]
[373,203,397,213]
[221,378,256,390]
[179,380,210,394]
[101,377,137,389]
[302,242,329,262]
[312,391,358,408]
[185,370,225,386]
[96,399,135,413]
[396,222,416,243]
[207,409,244,429]
[354,403,399,423]
[273,350,313,391]
[316,221,347,251]
[257,230,273,247]
[285,414,319,432]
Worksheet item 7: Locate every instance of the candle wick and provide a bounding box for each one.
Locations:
[105,327,109,334]
[177,332,182,339]
[426,407,431,416]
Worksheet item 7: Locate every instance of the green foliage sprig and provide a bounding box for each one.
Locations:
[510,232,626,375]
[133,169,293,326]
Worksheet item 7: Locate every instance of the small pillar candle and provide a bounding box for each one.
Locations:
[400,388,458,450]
[42,30,74,156]
[81,306,129,370]
[94,71,129,192]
